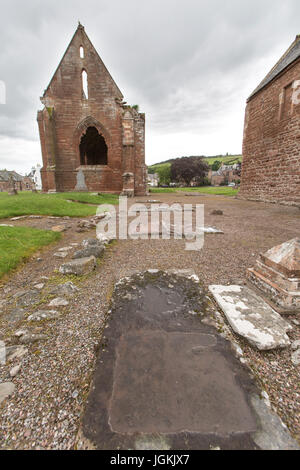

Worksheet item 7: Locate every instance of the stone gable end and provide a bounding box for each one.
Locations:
[37,23,147,196]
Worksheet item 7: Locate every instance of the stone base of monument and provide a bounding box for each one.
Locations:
[8,189,18,196]
[246,238,300,314]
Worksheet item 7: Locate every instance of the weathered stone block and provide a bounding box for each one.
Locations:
[0,383,15,404]
[73,245,104,260]
[59,256,97,276]
[247,238,300,312]
[209,284,292,350]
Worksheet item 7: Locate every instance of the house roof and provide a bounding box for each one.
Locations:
[0,170,23,182]
[248,35,300,100]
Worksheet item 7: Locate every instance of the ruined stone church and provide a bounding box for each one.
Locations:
[37,23,147,196]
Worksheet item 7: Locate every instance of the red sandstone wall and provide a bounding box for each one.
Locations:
[134,113,147,195]
[239,59,300,206]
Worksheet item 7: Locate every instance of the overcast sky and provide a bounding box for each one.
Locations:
[1,0,300,174]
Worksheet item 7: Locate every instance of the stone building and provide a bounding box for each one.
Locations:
[209,162,241,186]
[0,170,35,192]
[37,23,147,196]
[28,164,42,191]
[239,36,300,206]
[147,173,159,187]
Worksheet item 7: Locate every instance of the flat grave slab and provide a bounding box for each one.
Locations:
[80,272,298,450]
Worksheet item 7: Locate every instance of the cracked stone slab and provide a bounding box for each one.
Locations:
[81,271,262,450]
[209,285,292,350]
[168,223,224,237]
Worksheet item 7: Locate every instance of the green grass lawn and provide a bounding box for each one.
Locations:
[0,192,119,219]
[0,226,61,278]
[150,186,239,196]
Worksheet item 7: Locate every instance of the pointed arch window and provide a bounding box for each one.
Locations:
[82,70,88,99]
[79,127,108,165]
[80,46,84,58]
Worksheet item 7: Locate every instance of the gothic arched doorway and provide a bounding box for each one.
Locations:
[79,126,108,165]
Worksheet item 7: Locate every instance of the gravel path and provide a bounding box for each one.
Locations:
[0,194,299,449]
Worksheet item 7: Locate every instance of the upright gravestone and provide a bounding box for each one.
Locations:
[75,169,88,192]
[8,175,18,195]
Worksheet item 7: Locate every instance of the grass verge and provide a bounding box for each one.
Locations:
[150,186,239,196]
[0,226,61,278]
[0,192,119,219]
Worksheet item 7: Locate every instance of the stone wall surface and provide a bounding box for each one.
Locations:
[239,57,300,206]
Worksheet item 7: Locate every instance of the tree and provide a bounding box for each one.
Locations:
[211,160,222,171]
[157,164,171,186]
[147,167,155,175]
[149,163,171,186]
[170,157,209,186]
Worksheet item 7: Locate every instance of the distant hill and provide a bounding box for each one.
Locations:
[148,154,242,169]
[202,154,242,166]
